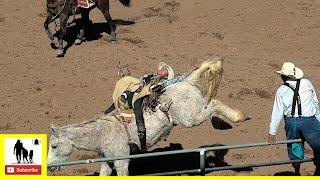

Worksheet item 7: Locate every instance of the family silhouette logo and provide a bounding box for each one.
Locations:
[4,138,43,175]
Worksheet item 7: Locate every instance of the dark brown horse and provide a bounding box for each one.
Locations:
[44,0,131,57]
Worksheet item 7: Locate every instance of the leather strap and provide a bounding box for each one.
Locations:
[283,79,301,117]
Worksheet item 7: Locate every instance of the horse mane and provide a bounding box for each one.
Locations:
[185,55,224,103]
[57,114,112,129]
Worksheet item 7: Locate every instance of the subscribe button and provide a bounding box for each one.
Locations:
[5,165,41,175]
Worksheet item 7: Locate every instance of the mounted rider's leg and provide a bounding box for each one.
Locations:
[133,98,147,152]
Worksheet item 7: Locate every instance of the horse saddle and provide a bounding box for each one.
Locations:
[77,0,95,8]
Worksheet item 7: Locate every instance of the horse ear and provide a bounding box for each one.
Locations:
[49,124,57,135]
[220,55,226,63]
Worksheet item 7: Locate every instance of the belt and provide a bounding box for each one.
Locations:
[284,115,315,118]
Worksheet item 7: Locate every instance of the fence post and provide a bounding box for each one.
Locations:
[199,149,206,176]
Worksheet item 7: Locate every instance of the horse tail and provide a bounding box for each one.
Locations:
[119,0,131,7]
[185,55,224,104]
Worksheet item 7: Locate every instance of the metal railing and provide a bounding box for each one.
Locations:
[48,139,313,175]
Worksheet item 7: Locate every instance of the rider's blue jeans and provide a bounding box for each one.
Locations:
[284,116,320,167]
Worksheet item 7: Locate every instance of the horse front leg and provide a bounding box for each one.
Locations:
[114,160,129,176]
[100,162,112,176]
[75,23,85,45]
[44,15,59,48]
[97,2,117,42]
[44,16,55,40]
[56,15,68,57]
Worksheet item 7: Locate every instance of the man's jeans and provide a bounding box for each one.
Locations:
[285,116,320,167]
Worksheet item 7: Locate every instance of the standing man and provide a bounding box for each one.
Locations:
[268,62,320,175]
[13,140,23,163]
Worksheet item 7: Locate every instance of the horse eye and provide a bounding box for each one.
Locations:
[51,145,58,149]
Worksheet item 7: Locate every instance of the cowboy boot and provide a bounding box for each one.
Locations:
[138,131,147,152]
[293,163,301,176]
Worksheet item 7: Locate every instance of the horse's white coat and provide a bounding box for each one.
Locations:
[47,56,248,175]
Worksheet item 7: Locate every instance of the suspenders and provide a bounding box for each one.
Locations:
[283,80,301,117]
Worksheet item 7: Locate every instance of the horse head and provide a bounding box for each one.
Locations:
[47,124,74,172]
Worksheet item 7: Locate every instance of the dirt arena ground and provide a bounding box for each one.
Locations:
[1,0,320,176]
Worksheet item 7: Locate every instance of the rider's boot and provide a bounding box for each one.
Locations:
[138,130,147,152]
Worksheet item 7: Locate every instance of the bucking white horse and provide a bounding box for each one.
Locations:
[47,56,248,175]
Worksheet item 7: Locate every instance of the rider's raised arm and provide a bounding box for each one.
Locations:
[162,73,190,87]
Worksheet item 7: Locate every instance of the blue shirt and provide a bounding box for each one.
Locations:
[269,79,320,135]
[162,73,189,87]
[141,73,190,88]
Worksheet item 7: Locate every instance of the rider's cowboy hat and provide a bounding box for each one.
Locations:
[158,62,174,80]
[276,62,304,79]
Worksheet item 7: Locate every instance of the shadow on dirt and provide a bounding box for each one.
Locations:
[274,171,301,176]
[52,19,135,56]
[211,117,233,130]
[87,143,253,176]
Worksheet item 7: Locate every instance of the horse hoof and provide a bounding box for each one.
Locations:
[234,111,250,122]
[111,40,117,44]
[56,49,64,57]
[75,39,82,45]
[52,37,59,45]
[50,43,58,49]
[50,38,59,49]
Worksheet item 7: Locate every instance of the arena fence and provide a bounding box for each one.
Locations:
[47,139,313,175]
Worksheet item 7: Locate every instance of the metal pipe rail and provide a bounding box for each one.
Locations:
[47,139,303,168]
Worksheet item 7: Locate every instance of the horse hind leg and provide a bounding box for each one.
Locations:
[100,162,112,176]
[44,15,60,49]
[44,15,55,41]
[75,8,90,45]
[114,160,129,176]
[210,99,248,123]
[97,3,116,42]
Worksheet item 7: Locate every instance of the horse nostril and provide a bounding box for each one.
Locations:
[48,166,60,172]
[51,145,57,149]
[48,167,55,172]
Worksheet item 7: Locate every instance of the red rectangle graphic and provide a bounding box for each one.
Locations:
[5,165,41,175]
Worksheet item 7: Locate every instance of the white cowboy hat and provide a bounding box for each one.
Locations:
[158,62,174,80]
[276,62,304,79]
